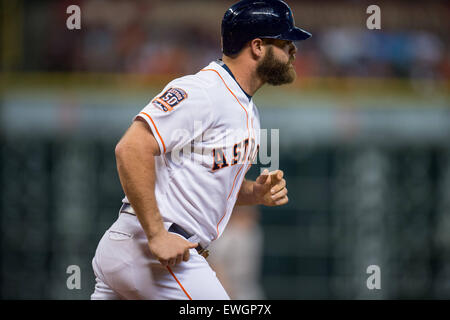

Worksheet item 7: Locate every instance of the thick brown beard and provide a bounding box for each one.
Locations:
[256,46,297,86]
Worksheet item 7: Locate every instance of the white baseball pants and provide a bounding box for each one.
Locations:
[90,212,230,300]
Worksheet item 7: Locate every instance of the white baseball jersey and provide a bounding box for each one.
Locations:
[122,60,261,249]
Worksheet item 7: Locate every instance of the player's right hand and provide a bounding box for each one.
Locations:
[147,231,198,267]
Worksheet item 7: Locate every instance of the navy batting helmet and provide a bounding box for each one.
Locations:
[221,0,311,56]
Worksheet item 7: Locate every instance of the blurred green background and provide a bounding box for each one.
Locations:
[0,0,449,299]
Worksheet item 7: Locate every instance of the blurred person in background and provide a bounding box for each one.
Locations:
[208,205,265,300]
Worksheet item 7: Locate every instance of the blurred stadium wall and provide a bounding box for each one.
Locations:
[0,0,449,299]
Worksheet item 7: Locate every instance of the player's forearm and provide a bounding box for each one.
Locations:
[235,179,261,206]
[115,141,165,239]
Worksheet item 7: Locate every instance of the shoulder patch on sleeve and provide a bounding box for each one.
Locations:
[152,87,188,112]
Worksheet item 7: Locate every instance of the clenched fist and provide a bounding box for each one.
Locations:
[253,169,289,206]
[148,231,198,267]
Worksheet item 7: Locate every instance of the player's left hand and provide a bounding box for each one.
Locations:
[253,169,288,206]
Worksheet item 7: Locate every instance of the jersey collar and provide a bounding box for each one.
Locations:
[215,59,253,102]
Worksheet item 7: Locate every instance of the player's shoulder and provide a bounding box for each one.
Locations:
[148,73,212,114]
[172,70,218,89]
[163,73,212,99]
[160,65,222,106]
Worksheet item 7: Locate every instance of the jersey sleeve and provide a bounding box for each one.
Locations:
[135,80,213,154]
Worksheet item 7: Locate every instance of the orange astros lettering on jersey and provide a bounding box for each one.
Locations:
[231,141,243,165]
[231,138,254,166]
[251,145,260,163]
[212,148,229,171]
[152,87,188,112]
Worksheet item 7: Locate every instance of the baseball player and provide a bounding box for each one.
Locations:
[91,0,311,300]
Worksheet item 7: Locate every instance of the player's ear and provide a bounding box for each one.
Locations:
[249,38,265,59]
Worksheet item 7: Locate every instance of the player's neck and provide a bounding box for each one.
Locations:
[222,56,264,96]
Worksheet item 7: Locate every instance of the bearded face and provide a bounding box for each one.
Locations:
[256,45,297,86]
